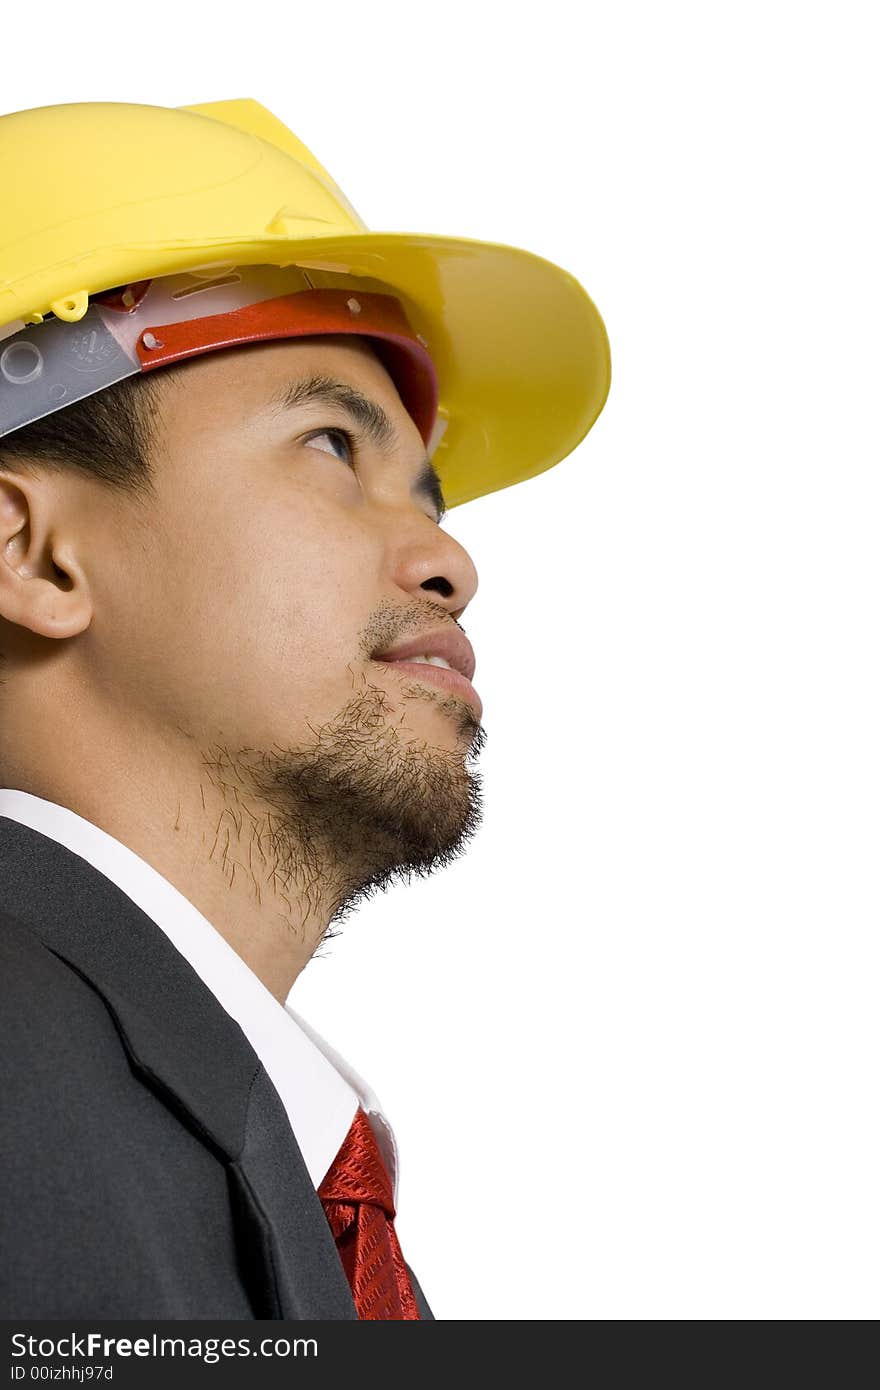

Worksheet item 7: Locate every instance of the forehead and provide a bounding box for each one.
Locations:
[148,333,446,522]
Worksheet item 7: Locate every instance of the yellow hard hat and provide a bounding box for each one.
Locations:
[0,97,610,509]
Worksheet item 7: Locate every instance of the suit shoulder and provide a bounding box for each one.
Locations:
[0,907,126,1078]
[0,904,166,1198]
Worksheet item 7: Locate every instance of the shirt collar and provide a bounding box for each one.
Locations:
[0,787,397,1199]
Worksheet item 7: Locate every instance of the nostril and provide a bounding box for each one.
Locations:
[420,576,454,598]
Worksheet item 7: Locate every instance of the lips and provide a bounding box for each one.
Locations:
[371,655,483,719]
[371,626,476,681]
[371,626,481,718]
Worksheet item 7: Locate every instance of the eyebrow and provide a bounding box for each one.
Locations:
[263,374,448,524]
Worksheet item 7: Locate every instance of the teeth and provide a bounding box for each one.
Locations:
[407,654,453,669]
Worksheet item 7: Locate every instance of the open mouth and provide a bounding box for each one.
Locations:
[370,655,483,718]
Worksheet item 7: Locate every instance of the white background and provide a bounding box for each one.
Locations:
[5,1,877,1320]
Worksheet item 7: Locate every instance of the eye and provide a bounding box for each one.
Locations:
[301,427,444,526]
[302,426,357,464]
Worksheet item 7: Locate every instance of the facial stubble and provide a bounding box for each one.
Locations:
[199,681,486,950]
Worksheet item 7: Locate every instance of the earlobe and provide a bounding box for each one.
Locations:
[0,474,93,642]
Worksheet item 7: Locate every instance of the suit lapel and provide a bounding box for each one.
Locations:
[0,815,357,1320]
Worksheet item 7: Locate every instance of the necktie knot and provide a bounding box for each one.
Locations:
[318,1105,396,1219]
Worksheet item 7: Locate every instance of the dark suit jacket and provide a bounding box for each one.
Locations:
[0,815,433,1320]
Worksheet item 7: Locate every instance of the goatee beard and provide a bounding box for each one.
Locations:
[200,683,486,945]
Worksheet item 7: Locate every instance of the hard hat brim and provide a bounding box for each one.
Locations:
[295,229,612,511]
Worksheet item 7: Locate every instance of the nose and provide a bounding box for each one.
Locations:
[384,510,479,617]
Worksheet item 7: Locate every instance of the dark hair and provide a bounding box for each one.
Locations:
[0,367,190,674]
[0,366,186,506]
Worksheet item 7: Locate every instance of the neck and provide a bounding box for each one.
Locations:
[0,714,334,1004]
[1,663,484,1003]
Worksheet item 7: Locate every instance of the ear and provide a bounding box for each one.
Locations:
[0,472,93,641]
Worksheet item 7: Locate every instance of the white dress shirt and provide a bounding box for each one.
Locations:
[0,788,398,1199]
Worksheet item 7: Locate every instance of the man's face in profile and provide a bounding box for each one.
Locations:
[84,332,486,931]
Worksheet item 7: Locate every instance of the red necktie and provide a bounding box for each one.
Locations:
[318,1106,421,1320]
